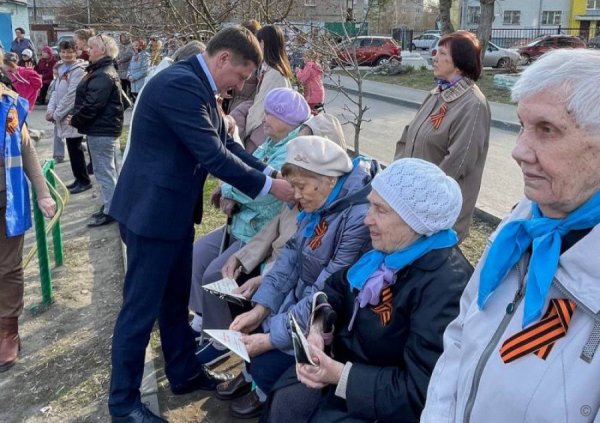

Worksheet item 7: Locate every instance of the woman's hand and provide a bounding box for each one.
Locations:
[230,304,270,334]
[219,197,238,217]
[45,112,54,122]
[241,333,273,358]
[296,348,344,389]
[307,327,324,352]
[221,255,242,279]
[65,115,72,126]
[233,275,262,300]
[38,197,56,219]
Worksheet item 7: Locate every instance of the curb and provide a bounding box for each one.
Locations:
[324,83,521,133]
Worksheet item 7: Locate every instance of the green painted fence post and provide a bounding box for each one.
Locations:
[31,186,53,308]
[44,161,63,266]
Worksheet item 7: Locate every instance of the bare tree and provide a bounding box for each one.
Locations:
[439,0,454,34]
[476,0,494,58]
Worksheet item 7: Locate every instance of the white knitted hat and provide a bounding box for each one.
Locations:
[371,158,462,236]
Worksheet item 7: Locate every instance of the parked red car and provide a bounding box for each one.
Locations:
[335,36,400,66]
[518,35,586,63]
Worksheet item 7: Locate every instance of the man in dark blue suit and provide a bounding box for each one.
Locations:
[108,27,293,423]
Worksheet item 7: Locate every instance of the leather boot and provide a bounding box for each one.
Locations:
[0,317,20,372]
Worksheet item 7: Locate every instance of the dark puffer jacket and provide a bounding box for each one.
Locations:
[308,247,473,423]
[71,56,124,137]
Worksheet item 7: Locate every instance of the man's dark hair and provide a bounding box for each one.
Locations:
[206,26,262,67]
[59,40,77,51]
[15,27,25,35]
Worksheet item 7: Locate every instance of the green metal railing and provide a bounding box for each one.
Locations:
[24,159,69,313]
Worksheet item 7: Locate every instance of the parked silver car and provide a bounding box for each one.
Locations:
[411,34,440,50]
[431,39,521,68]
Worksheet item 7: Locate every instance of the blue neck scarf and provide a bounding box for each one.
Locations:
[347,229,459,291]
[436,76,463,92]
[478,191,600,327]
[296,158,361,238]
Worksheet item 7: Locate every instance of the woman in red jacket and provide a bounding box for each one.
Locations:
[34,46,57,105]
[2,52,42,111]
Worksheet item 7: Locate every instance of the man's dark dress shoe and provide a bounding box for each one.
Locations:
[171,366,234,395]
[111,404,167,423]
[91,205,105,219]
[69,183,92,194]
[66,181,78,190]
[216,372,252,400]
[87,213,115,227]
[230,390,265,419]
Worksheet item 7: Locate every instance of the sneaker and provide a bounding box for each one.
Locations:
[87,213,115,227]
[195,338,230,366]
[53,156,64,164]
[91,205,105,219]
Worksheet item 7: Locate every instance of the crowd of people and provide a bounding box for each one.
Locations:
[0,19,599,423]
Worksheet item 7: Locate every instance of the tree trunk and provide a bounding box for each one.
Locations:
[477,0,495,61]
[439,0,454,34]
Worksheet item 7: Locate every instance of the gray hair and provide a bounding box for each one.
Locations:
[88,34,119,59]
[172,40,206,62]
[511,49,600,133]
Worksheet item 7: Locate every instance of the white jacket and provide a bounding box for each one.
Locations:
[422,199,600,423]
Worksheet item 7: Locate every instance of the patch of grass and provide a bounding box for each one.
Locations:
[194,177,227,239]
[337,68,513,104]
[119,127,128,153]
[461,216,497,265]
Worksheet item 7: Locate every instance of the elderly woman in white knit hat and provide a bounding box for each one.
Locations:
[189,87,311,361]
[214,135,378,419]
[264,158,474,423]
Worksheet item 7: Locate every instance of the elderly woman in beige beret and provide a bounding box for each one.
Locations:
[214,136,377,419]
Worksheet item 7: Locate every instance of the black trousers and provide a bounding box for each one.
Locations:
[120,79,131,97]
[109,225,203,416]
[66,137,91,185]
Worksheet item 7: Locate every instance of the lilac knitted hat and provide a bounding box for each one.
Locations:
[264,87,311,126]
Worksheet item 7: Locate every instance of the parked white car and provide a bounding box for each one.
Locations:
[431,39,521,68]
[411,34,441,50]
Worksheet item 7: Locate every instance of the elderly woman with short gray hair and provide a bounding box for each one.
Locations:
[69,34,124,227]
[421,49,600,423]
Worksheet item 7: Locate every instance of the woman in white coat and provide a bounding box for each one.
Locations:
[421,49,600,423]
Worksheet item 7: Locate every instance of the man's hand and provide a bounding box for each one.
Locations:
[45,112,54,122]
[38,197,56,219]
[221,255,242,279]
[241,333,273,358]
[230,304,270,334]
[269,178,294,202]
[307,327,325,352]
[65,114,72,126]
[296,348,344,389]
[233,275,262,300]
[224,115,237,136]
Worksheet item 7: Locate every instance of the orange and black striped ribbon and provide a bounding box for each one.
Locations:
[430,103,448,130]
[308,218,328,250]
[500,298,576,364]
[371,286,393,326]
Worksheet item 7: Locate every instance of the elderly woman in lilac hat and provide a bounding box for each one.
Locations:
[189,87,311,354]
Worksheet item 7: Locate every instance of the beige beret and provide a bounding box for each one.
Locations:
[285,135,353,177]
[303,113,347,151]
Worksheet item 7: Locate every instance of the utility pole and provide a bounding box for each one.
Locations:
[87,0,91,25]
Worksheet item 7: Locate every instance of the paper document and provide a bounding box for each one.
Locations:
[204,329,250,363]
[203,278,248,304]
[289,313,316,366]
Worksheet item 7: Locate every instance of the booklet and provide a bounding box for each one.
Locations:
[289,313,316,366]
[203,329,250,363]
[203,278,249,306]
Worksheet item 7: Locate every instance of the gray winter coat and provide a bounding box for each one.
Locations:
[47,60,87,139]
[116,42,134,80]
[252,158,378,353]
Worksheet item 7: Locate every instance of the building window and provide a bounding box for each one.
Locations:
[587,0,600,10]
[503,10,521,25]
[467,6,480,25]
[304,0,316,5]
[541,11,562,25]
